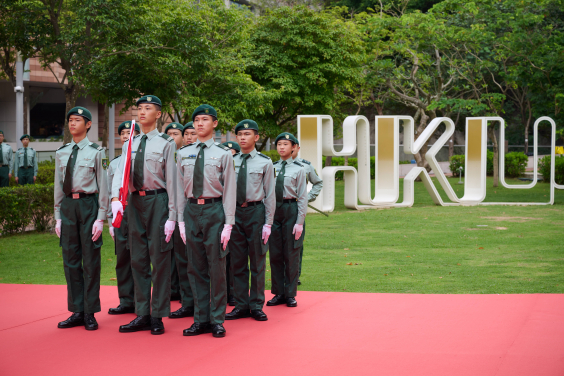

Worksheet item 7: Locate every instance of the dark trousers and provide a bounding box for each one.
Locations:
[298,221,306,276]
[18,167,34,185]
[230,203,267,310]
[270,201,302,298]
[0,165,9,187]
[185,200,227,325]
[226,253,233,298]
[173,223,194,308]
[113,209,135,308]
[60,195,102,314]
[128,192,172,318]
[171,238,180,297]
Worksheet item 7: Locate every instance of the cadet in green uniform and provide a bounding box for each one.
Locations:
[220,140,241,307]
[107,121,140,315]
[54,106,108,331]
[267,132,307,308]
[183,122,197,145]
[0,130,13,187]
[292,144,323,284]
[225,120,275,321]
[111,95,176,335]
[14,135,38,185]
[164,122,195,318]
[165,122,184,302]
[176,104,236,338]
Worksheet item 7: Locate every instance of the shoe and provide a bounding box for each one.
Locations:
[228,295,236,306]
[119,315,151,333]
[84,313,98,331]
[250,310,268,321]
[225,308,251,320]
[211,324,226,338]
[168,306,194,319]
[170,293,181,301]
[108,305,135,315]
[183,322,211,336]
[58,312,84,329]
[298,279,301,285]
[286,297,297,307]
[266,295,286,306]
[151,317,165,335]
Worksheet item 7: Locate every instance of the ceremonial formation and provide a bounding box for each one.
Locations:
[52,96,323,337]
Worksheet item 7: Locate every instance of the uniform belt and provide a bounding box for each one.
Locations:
[66,192,96,199]
[280,198,297,204]
[238,201,262,207]
[132,188,167,196]
[189,197,222,205]
[20,166,31,169]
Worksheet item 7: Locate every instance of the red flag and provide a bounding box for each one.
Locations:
[112,120,135,228]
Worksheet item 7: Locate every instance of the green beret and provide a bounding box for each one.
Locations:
[118,121,140,135]
[0,130,4,135]
[136,95,162,108]
[221,141,240,153]
[183,121,194,133]
[67,106,92,122]
[164,122,184,134]
[275,132,298,145]
[20,134,30,141]
[192,104,217,121]
[234,119,259,134]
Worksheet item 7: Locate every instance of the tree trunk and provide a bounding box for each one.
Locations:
[488,125,499,187]
[257,137,268,152]
[523,98,532,154]
[325,156,332,168]
[102,103,109,148]
[448,134,454,159]
[344,156,348,166]
[63,85,80,143]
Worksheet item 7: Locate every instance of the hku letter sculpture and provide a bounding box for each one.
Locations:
[297,115,564,212]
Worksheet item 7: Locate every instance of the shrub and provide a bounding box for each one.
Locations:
[505,152,528,178]
[0,184,55,235]
[449,155,465,177]
[260,150,280,162]
[538,155,564,184]
[323,157,376,180]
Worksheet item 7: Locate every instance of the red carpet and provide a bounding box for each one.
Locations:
[0,284,563,376]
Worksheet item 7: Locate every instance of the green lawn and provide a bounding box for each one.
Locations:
[1,177,563,294]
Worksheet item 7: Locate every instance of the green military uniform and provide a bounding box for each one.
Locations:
[270,134,307,300]
[230,122,275,312]
[107,154,135,310]
[176,136,236,325]
[14,136,38,185]
[55,127,109,314]
[0,132,14,187]
[294,157,323,278]
[112,124,176,319]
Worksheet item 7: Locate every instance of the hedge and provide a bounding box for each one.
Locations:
[0,184,55,235]
[449,151,527,178]
[538,155,564,184]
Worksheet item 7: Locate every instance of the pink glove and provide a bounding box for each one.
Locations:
[164,220,175,243]
[262,224,271,244]
[179,222,186,245]
[111,201,123,225]
[109,224,115,241]
[55,219,62,238]
[292,224,303,240]
[92,220,104,241]
[221,224,233,250]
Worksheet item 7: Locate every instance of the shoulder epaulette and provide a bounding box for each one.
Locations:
[301,159,311,165]
[258,152,271,160]
[273,160,280,164]
[17,147,23,150]
[57,143,71,151]
[179,143,193,150]
[89,142,104,151]
[294,161,303,167]
[214,143,230,151]
[160,134,173,142]
[111,155,121,161]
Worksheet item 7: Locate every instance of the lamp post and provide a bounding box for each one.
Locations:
[458,166,464,185]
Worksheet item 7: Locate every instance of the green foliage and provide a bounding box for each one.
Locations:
[449,155,465,177]
[504,152,528,178]
[0,184,54,235]
[260,150,281,163]
[36,159,55,185]
[538,155,564,185]
[324,157,376,180]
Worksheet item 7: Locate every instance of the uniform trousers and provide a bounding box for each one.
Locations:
[113,208,135,308]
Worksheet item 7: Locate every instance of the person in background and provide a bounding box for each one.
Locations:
[183,122,197,145]
[14,135,37,185]
[0,130,13,187]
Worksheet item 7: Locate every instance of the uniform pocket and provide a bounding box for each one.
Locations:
[75,160,95,180]
[160,225,173,252]
[146,152,164,174]
[205,160,222,181]
[249,169,264,186]
[181,159,195,182]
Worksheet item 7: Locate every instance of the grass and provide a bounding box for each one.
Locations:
[1,177,563,294]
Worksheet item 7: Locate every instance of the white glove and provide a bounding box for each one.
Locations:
[111,201,123,225]
[262,224,271,245]
[55,219,62,238]
[92,220,104,241]
[221,224,233,250]
[164,220,175,243]
[179,222,186,245]
[292,224,303,241]
[109,224,115,241]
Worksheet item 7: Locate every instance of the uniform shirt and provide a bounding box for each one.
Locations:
[295,157,323,202]
[0,143,14,172]
[54,136,109,221]
[273,158,308,225]
[106,155,122,220]
[111,128,177,221]
[233,149,276,225]
[176,138,236,225]
[14,147,38,177]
